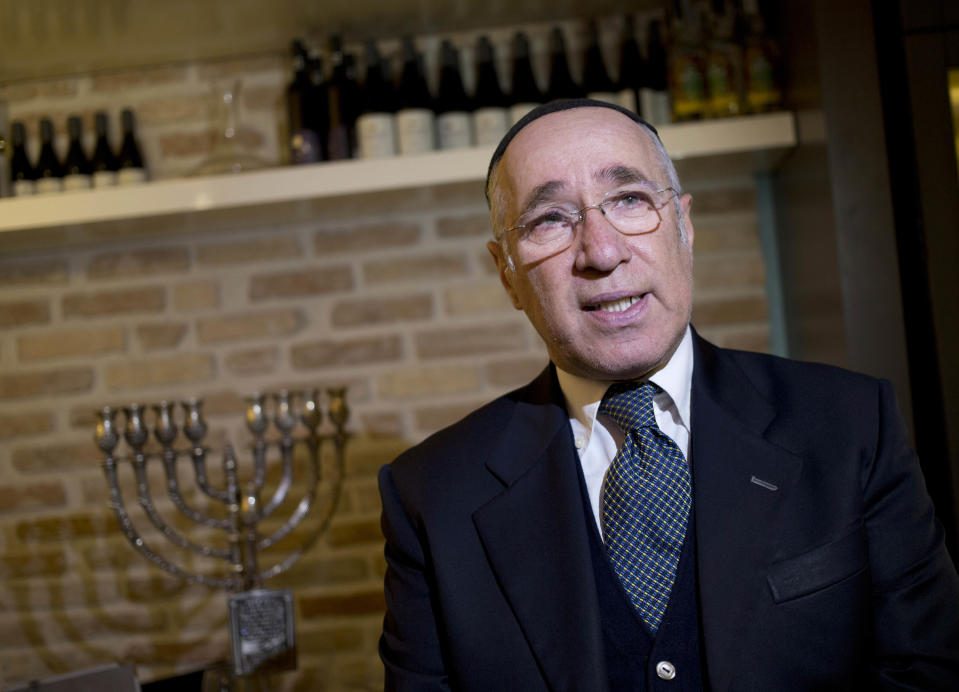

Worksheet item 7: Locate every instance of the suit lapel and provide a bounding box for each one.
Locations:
[473,367,608,692]
[690,335,803,692]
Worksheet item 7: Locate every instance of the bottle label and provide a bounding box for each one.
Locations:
[63,174,93,192]
[357,113,397,159]
[509,103,539,126]
[12,179,36,197]
[586,91,620,106]
[35,177,63,195]
[640,89,672,126]
[92,171,117,188]
[473,107,509,146]
[437,112,472,150]
[290,129,322,164]
[117,167,148,185]
[396,109,435,155]
[617,88,638,115]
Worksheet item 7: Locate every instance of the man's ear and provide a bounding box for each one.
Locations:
[487,241,524,310]
[679,192,695,250]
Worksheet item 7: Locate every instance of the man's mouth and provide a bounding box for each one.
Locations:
[583,295,644,313]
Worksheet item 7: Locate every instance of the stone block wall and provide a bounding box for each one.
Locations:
[0,57,770,691]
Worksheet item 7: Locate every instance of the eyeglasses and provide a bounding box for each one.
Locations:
[502,185,680,255]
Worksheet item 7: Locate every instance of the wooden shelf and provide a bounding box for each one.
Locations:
[0,112,795,253]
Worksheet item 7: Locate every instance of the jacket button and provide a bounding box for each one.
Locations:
[655,660,676,681]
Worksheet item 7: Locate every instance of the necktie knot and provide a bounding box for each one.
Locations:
[599,381,657,433]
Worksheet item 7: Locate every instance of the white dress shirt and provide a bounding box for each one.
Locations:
[555,326,694,532]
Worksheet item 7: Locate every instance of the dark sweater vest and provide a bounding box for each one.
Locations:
[577,464,708,691]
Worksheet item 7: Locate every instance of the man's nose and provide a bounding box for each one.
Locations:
[573,206,631,273]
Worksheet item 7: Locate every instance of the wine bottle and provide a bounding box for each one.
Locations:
[117,109,148,185]
[546,27,581,101]
[326,35,358,160]
[395,36,435,155]
[287,39,323,164]
[741,0,782,113]
[615,15,644,114]
[356,39,397,159]
[0,99,9,198]
[90,111,119,188]
[436,40,473,150]
[9,121,35,197]
[641,19,672,125]
[668,0,708,121]
[508,31,542,125]
[35,118,64,194]
[305,48,331,160]
[471,35,510,147]
[704,0,743,118]
[583,20,618,104]
[63,115,93,191]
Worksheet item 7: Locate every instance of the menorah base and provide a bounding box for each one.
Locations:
[228,589,297,678]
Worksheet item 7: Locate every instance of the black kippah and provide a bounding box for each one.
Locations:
[485,98,661,204]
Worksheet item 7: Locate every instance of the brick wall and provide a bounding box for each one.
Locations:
[0,58,770,691]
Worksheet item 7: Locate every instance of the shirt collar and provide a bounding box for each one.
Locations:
[555,325,693,433]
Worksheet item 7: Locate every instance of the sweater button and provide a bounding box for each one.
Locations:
[655,660,676,681]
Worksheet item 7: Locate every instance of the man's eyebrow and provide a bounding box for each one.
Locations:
[518,180,567,217]
[595,165,654,187]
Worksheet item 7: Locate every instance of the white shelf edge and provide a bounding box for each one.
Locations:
[0,112,796,236]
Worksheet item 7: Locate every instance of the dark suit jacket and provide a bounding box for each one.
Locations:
[379,333,959,690]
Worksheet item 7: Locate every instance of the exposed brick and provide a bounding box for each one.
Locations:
[414,402,483,433]
[11,440,101,474]
[344,436,412,477]
[90,66,187,91]
[352,481,385,514]
[243,85,285,111]
[124,636,229,665]
[358,411,404,438]
[0,482,67,514]
[313,222,420,255]
[436,213,491,238]
[0,548,67,579]
[296,626,366,654]
[299,590,385,617]
[691,217,759,252]
[688,186,756,214]
[87,247,190,279]
[159,127,263,158]
[200,390,247,417]
[378,365,480,399]
[135,97,207,126]
[0,260,69,287]
[224,346,278,375]
[415,323,526,359]
[279,555,370,589]
[487,356,549,387]
[197,309,304,343]
[709,326,772,353]
[136,322,188,350]
[196,55,284,80]
[0,605,165,648]
[291,335,402,370]
[196,234,301,266]
[105,353,215,390]
[0,410,55,439]
[173,281,220,312]
[692,295,768,326]
[331,294,432,327]
[62,287,165,317]
[249,266,353,301]
[443,281,514,315]
[0,299,51,328]
[327,519,383,547]
[363,252,470,285]
[16,510,114,541]
[17,326,126,361]
[694,253,766,291]
[0,367,94,399]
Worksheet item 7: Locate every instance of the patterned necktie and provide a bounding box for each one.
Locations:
[600,381,691,633]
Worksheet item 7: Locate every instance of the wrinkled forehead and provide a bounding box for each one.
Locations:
[496,108,666,206]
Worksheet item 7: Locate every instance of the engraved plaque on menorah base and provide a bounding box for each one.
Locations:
[94,388,349,687]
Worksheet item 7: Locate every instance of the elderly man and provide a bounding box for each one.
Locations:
[377,99,959,690]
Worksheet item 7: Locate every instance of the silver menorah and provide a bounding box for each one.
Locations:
[93,388,349,684]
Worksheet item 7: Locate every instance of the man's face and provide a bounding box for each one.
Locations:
[487,108,695,382]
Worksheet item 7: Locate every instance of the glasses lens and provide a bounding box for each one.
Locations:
[604,189,668,235]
